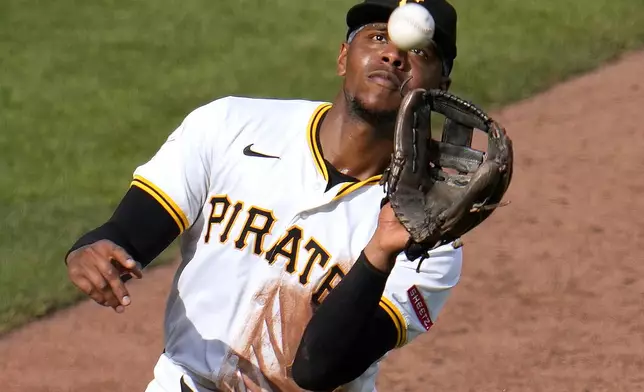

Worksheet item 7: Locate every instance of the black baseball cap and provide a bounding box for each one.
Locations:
[346,0,458,73]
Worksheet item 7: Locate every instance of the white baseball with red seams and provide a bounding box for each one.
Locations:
[387,3,435,51]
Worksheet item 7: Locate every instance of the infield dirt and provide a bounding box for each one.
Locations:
[1,51,643,392]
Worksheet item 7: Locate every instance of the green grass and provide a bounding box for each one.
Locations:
[1,0,643,334]
[449,0,644,107]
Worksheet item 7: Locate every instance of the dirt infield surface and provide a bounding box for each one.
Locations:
[1,51,643,392]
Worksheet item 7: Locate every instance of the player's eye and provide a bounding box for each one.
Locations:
[411,48,429,59]
[372,34,388,43]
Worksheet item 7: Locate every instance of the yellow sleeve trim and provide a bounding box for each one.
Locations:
[131,175,190,232]
[379,296,408,347]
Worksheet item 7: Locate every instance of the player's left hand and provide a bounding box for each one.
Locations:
[363,201,410,273]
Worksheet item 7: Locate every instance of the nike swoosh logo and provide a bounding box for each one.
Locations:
[243,144,280,159]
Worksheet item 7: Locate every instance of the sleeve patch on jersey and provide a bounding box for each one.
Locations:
[407,285,434,331]
[131,175,189,232]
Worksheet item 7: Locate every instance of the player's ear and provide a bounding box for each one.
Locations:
[337,42,349,76]
[440,76,451,91]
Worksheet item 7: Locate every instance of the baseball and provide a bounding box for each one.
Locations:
[387,3,435,51]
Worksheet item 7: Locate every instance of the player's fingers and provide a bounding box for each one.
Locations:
[114,260,143,281]
[75,273,107,305]
[84,264,121,308]
[95,258,132,307]
[68,261,104,304]
[71,275,104,304]
[128,263,143,279]
[68,261,106,304]
[109,246,142,279]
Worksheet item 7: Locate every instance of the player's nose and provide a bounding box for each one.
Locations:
[381,44,408,71]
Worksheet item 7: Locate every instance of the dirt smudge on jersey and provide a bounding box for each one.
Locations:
[220,275,316,391]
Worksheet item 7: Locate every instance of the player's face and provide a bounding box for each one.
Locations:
[337,23,446,116]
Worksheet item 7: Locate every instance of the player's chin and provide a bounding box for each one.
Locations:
[358,88,402,113]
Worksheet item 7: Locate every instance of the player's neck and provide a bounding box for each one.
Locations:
[318,99,394,181]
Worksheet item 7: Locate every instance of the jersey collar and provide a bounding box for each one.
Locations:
[306,104,383,201]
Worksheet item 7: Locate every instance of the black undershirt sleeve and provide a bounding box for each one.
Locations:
[65,185,181,269]
[291,251,399,391]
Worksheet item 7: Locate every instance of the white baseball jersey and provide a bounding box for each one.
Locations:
[132,96,463,392]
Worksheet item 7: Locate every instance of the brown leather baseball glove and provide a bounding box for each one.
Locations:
[381,88,514,267]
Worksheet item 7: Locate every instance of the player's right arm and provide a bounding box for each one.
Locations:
[65,98,230,313]
[64,186,182,313]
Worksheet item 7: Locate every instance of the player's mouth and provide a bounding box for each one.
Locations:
[367,70,402,90]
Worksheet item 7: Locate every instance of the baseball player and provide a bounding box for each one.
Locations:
[64,0,462,391]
